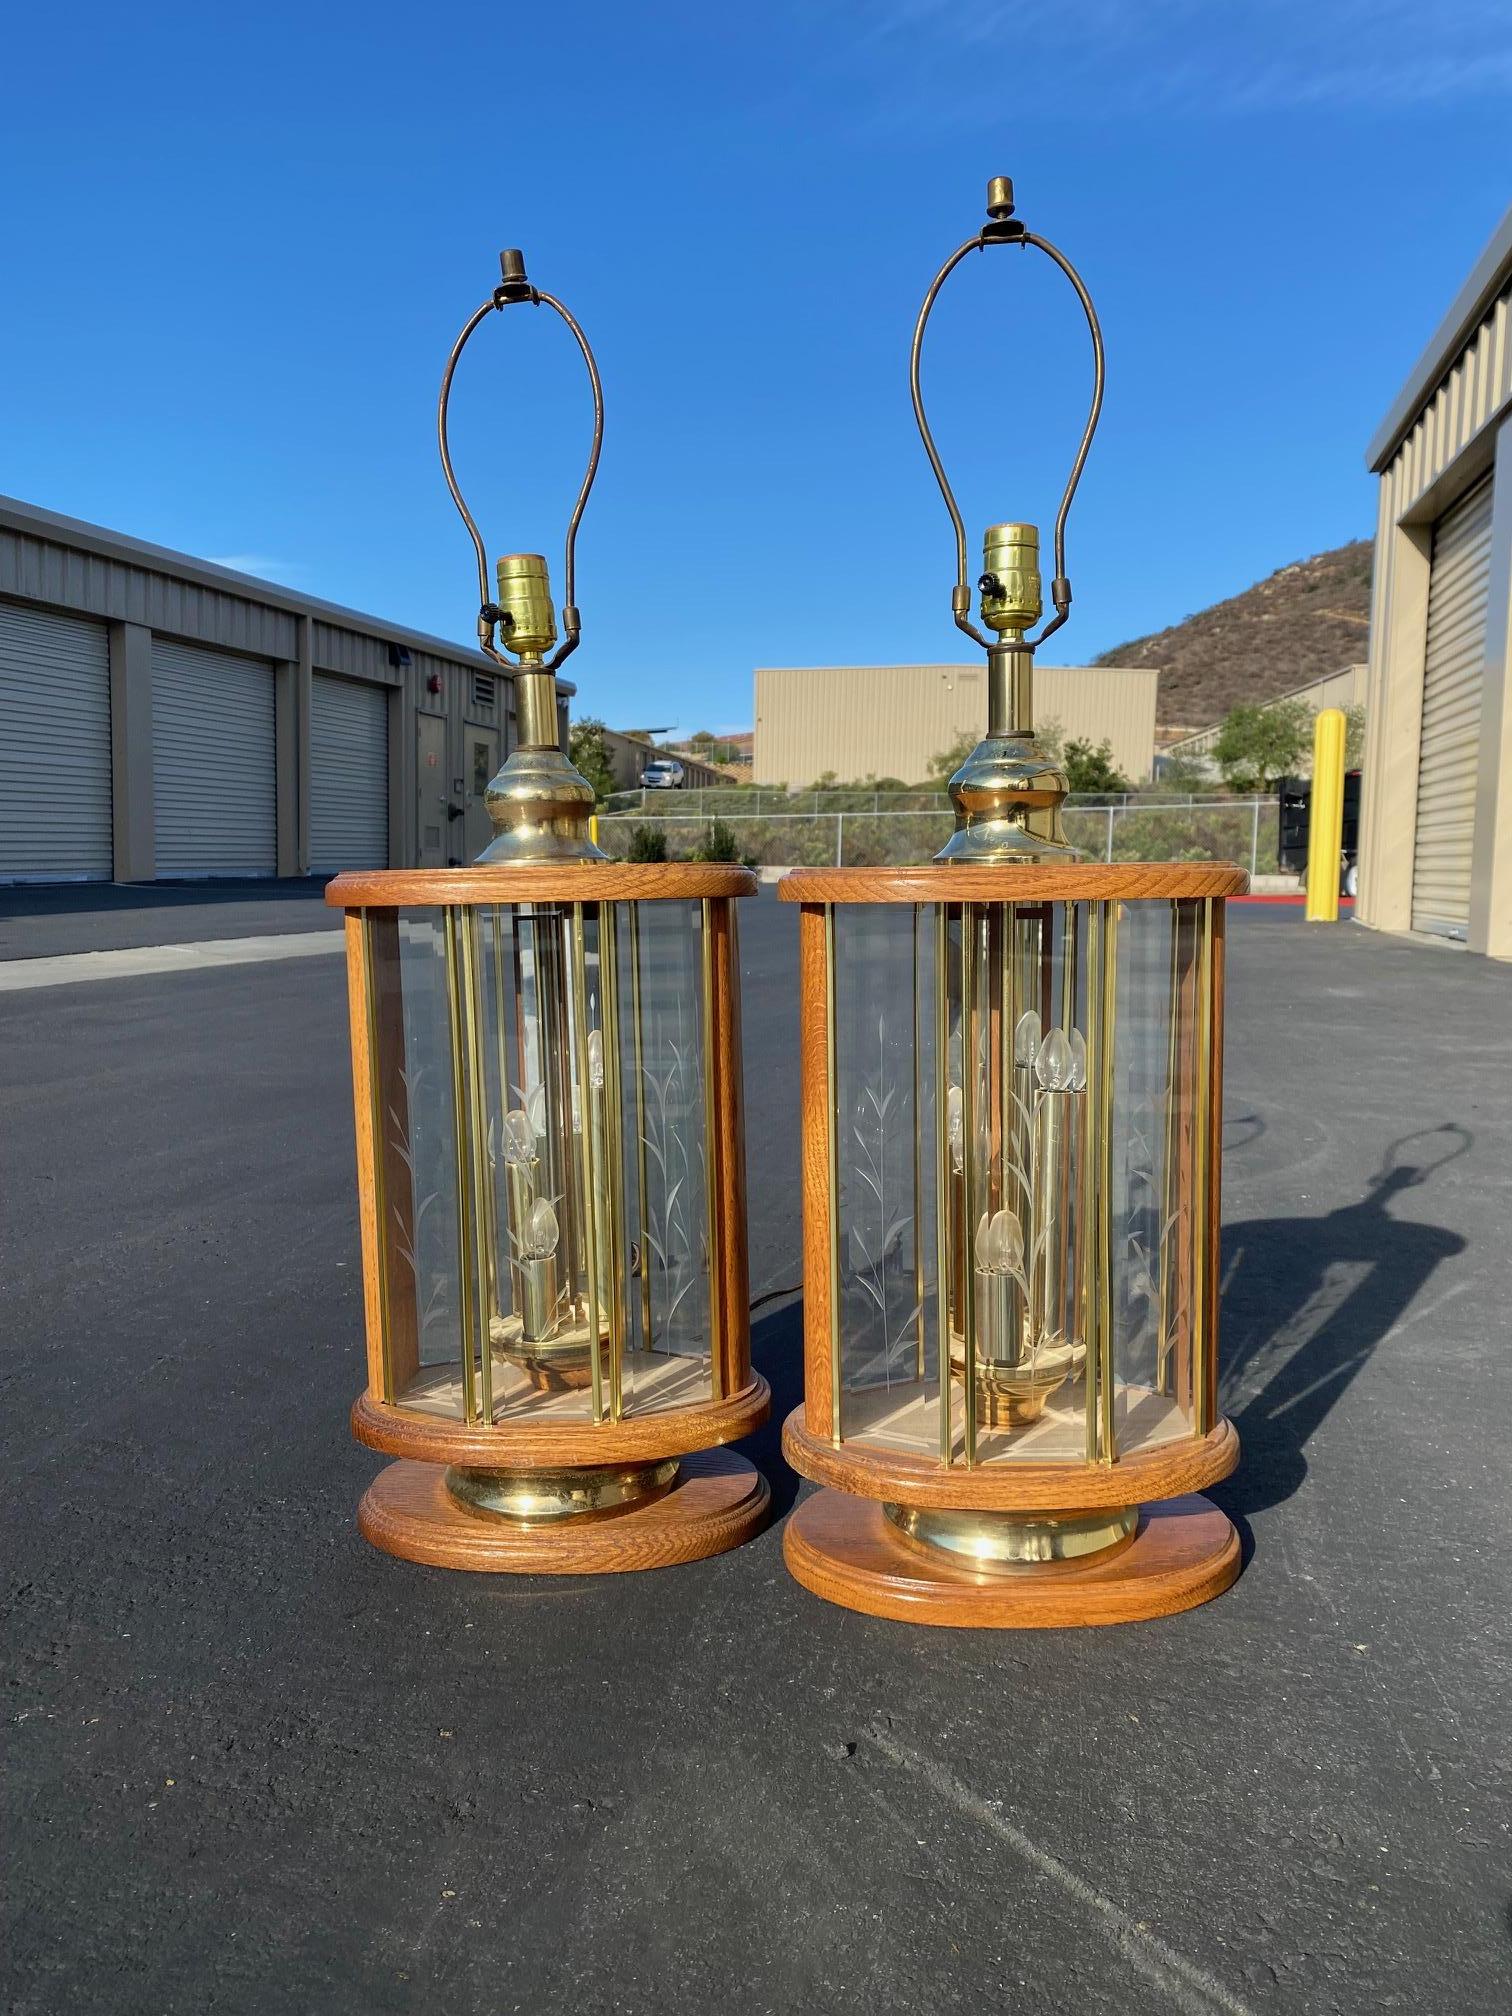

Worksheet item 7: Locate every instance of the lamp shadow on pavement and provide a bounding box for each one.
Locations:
[1216,1123,1471,1521]
[747,1299,807,1521]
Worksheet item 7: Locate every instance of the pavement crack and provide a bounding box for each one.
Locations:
[864,1728,1259,2016]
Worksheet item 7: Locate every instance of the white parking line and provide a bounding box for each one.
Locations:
[0,932,346,992]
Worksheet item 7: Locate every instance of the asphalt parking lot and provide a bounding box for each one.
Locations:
[3,889,1509,2015]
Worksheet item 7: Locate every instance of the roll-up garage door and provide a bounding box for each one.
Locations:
[152,639,276,876]
[1411,477,1494,940]
[310,674,389,871]
[0,603,113,881]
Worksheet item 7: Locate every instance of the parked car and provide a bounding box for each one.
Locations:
[641,758,686,789]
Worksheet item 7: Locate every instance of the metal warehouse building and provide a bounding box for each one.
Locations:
[0,495,570,884]
[753,661,1159,788]
[1357,206,1512,958]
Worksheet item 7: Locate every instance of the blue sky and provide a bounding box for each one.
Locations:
[2,2,1508,734]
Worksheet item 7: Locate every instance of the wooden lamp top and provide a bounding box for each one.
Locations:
[327,863,758,909]
[779,863,1249,904]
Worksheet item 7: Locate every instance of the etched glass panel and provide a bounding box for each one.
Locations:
[834,904,940,1455]
[616,900,713,1408]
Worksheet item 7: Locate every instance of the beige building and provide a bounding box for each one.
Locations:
[753,662,1158,788]
[1356,206,1512,958]
[1159,663,1369,773]
[598,726,729,793]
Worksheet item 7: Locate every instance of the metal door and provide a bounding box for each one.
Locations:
[152,638,276,876]
[415,712,449,868]
[1411,476,1494,939]
[463,724,499,863]
[0,602,112,881]
[310,675,389,871]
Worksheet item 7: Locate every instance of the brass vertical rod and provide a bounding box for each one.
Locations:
[700,900,724,1402]
[1001,901,1020,1361]
[628,902,654,1352]
[1081,904,1101,1464]
[1192,899,1214,1433]
[443,910,479,1426]
[1097,900,1120,1463]
[911,905,926,1380]
[570,904,604,1423]
[934,903,953,1466]
[960,901,978,1468]
[491,906,523,1316]
[360,914,394,1403]
[1157,899,1181,1394]
[600,902,626,1420]
[460,910,495,1425]
[824,904,842,1444]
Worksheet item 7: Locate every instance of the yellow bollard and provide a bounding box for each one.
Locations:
[590,813,600,848]
[1304,708,1346,923]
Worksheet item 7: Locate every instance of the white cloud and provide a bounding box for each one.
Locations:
[205,553,305,582]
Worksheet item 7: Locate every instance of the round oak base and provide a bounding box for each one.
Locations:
[357,1448,769,1575]
[784,1488,1239,1629]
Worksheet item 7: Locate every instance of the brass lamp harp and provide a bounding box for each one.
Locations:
[910,175,1106,862]
[436,249,608,862]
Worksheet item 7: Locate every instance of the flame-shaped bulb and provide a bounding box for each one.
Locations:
[523,1198,559,1261]
[587,1027,604,1091]
[1068,1028,1088,1091]
[974,1208,1024,1277]
[1014,1009,1042,1066]
[503,1108,535,1165]
[946,1084,964,1173]
[1035,1027,1075,1091]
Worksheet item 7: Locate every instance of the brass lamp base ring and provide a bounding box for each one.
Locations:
[786,1488,1239,1629]
[357,1448,769,1575]
[883,1501,1136,1571]
[445,1457,679,1523]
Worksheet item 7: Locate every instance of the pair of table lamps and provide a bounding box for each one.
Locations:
[327,179,1244,1628]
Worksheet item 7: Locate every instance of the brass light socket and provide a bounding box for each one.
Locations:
[980,523,1042,637]
[495,552,557,656]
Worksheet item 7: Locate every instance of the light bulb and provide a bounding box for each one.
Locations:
[523,1198,559,1261]
[503,1109,534,1165]
[1068,1028,1088,1091]
[974,1208,1023,1276]
[1035,1027,1075,1092]
[1014,1009,1042,1066]
[526,1084,547,1137]
[588,1027,604,1091]
[946,1084,964,1173]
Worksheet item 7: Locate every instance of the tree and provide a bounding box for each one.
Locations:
[569,715,617,803]
[1062,737,1130,794]
[1344,703,1367,770]
[1212,699,1311,793]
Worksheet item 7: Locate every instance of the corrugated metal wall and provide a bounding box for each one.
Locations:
[753,662,1158,787]
[152,639,277,875]
[0,602,113,880]
[310,674,389,871]
[1410,478,1495,937]
[1357,280,1512,937]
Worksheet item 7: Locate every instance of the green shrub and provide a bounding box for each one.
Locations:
[627,823,669,863]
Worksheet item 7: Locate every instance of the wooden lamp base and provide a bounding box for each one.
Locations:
[358,1448,769,1575]
[784,1488,1239,1629]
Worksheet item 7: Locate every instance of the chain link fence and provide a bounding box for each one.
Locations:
[595,799,1279,872]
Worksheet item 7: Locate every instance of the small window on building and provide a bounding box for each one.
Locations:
[471,672,496,710]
